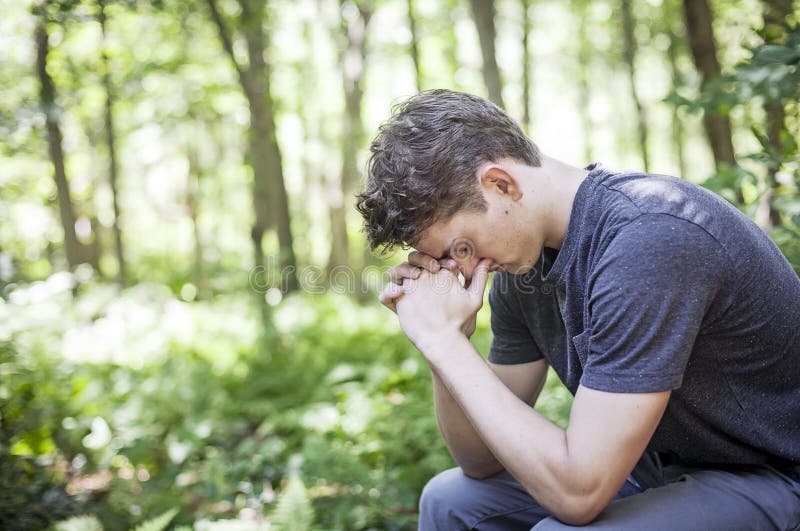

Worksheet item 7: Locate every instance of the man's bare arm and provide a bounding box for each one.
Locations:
[394,267,669,525]
[432,359,548,478]
[380,252,549,477]
[424,332,668,526]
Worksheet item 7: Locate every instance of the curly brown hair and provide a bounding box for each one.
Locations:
[356,89,541,252]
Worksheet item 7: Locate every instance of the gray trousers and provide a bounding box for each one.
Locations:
[418,452,800,530]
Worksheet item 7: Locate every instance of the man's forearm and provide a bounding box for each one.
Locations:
[395,266,666,525]
[422,331,587,523]
[431,368,503,478]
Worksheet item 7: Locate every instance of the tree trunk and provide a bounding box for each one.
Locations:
[98,0,126,284]
[241,0,297,292]
[328,1,371,274]
[408,0,423,92]
[206,0,297,296]
[469,0,505,108]
[621,0,650,171]
[757,0,792,230]
[575,0,594,164]
[186,141,208,299]
[86,217,102,273]
[35,17,83,270]
[667,28,689,179]
[682,0,737,171]
[521,0,531,131]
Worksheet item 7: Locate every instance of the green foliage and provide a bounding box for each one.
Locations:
[0,340,82,531]
[670,23,800,273]
[667,24,800,115]
[131,508,179,531]
[0,448,81,530]
[270,473,314,531]
[735,34,800,106]
[1,282,569,530]
[51,508,177,531]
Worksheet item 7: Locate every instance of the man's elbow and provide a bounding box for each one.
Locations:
[459,460,504,480]
[551,503,601,527]
[548,491,608,526]
[516,474,608,527]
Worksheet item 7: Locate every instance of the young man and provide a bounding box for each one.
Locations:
[357,89,800,530]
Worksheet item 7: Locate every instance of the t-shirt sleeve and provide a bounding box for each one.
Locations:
[488,272,543,365]
[580,214,728,393]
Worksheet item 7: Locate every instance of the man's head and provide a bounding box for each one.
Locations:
[356,89,542,254]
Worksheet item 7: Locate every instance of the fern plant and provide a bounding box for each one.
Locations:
[132,509,179,531]
[269,473,315,531]
[52,509,178,531]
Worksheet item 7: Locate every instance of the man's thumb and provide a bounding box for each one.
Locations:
[467,259,492,303]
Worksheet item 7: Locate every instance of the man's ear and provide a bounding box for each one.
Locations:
[478,164,523,201]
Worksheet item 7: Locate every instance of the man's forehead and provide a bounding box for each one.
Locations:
[414,213,475,258]
[410,240,439,259]
[411,226,449,259]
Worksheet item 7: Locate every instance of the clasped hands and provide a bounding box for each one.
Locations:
[380,251,494,353]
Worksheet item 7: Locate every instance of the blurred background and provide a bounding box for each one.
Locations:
[1,0,798,529]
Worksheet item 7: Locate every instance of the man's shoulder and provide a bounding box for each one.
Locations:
[585,168,764,270]
[598,213,731,279]
[590,168,740,236]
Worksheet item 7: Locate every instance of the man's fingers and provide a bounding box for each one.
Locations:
[466,258,492,306]
[408,251,441,272]
[440,258,458,273]
[379,282,404,312]
[388,262,422,284]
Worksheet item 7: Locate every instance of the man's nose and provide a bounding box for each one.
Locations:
[443,255,480,282]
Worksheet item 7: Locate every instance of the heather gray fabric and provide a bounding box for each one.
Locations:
[417,454,800,530]
[489,163,800,467]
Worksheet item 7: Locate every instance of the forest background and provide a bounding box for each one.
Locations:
[1,0,799,529]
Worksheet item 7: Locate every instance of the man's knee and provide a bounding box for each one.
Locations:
[419,467,473,529]
[419,466,545,530]
[530,516,574,530]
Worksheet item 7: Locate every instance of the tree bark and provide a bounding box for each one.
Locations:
[667,28,689,180]
[242,0,297,292]
[98,0,126,284]
[469,0,505,108]
[206,0,297,294]
[408,0,423,92]
[575,0,594,164]
[757,0,792,230]
[186,141,208,299]
[328,1,371,274]
[35,16,83,270]
[682,0,737,171]
[521,0,531,131]
[621,0,650,171]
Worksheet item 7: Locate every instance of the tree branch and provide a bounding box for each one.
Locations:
[205,0,248,88]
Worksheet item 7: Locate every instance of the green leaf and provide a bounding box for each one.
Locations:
[270,473,315,531]
[131,508,179,531]
[754,45,800,65]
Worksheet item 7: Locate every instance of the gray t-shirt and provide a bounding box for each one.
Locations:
[488,163,800,467]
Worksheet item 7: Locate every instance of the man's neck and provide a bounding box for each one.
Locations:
[527,155,588,250]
